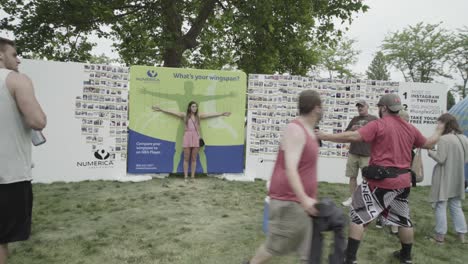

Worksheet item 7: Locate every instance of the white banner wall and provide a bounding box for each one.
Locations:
[245,75,447,186]
[20,59,129,183]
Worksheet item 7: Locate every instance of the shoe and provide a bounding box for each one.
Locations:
[375,217,383,229]
[392,250,412,264]
[342,197,352,207]
[343,258,357,264]
[390,225,399,235]
[457,233,467,244]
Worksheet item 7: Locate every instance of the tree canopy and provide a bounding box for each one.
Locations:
[366,51,389,80]
[0,0,368,74]
[318,37,360,79]
[447,27,468,98]
[381,22,452,83]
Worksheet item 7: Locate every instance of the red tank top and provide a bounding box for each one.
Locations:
[268,119,319,202]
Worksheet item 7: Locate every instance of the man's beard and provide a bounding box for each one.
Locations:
[317,111,323,122]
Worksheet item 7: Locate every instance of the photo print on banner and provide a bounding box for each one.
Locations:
[127,67,246,174]
[74,64,130,163]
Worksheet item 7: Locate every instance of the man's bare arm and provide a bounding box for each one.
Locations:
[6,72,47,130]
[421,124,444,149]
[318,130,363,143]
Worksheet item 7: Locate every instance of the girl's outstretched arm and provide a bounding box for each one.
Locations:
[152,105,185,119]
[199,112,230,119]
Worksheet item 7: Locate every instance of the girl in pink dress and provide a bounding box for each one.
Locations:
[152,101,230,182]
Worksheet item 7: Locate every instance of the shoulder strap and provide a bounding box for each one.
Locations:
[455,134,466,156]
[190,117,201,137]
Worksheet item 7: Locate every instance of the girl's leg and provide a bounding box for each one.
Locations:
[183,148,191,181]
[190,147,200,179]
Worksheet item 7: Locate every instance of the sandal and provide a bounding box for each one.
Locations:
[426,234,445,244]
[458,233,467,244]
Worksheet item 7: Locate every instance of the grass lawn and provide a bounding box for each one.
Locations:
[8,176,468,264]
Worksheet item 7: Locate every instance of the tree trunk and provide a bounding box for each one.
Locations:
[163,47,184,67]
[161,0,218,68]
[463,78,467,98]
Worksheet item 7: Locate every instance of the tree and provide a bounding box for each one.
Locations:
[0,0,368,73]
[447,27,468,98]
[318,37,360,79]
[88,53,119,64]
[447,91,456,111]
[366,51,389,80]
[381,22,451,83]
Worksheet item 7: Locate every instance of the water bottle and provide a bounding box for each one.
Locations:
[32,130,46,146]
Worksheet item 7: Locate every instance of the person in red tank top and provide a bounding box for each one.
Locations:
[318,94,445,264]
[245,90,322,264]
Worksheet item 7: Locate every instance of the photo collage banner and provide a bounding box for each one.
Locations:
[75,64,130,162]
[246,74,400,159]
[245,75,446,182]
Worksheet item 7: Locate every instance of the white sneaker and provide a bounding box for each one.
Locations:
[342,197,352,207]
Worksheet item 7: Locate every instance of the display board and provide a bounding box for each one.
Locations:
[20,60,130,183]
[127,67,246,174]
[245,75,447,185]
[78,64,130,160]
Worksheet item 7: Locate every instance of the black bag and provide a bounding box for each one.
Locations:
[362,165,391,180]
[199,138,205,147]
[362,165,409,180]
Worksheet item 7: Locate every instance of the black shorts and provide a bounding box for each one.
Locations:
[0,181,33,244]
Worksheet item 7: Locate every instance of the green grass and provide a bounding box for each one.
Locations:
[8,176,468,264]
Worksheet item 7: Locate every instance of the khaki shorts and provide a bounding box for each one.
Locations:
[345,153,370,178]
[265,199,312,261]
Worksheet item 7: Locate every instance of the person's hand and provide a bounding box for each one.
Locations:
[301,197,318,216]
[152,105,161,111]
[222,112,231,116]
[436,122,445,134]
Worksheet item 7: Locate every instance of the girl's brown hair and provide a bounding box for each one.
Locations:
[185,101,199,126]
[437,113,462,135]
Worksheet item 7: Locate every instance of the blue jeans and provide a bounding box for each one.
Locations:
[434,197,467,235]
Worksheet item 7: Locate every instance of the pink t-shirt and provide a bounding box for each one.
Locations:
[269,119,319,202]
[358,115,427,189]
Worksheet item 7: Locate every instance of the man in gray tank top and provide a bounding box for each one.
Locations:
[0,37,47,264]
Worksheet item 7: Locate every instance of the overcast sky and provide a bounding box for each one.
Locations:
[346,0,467,87]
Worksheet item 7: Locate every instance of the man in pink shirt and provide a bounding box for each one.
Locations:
[245,90,322,264]
[318,94,444,264]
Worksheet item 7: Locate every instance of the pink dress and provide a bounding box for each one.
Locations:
[183,118,200,148]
